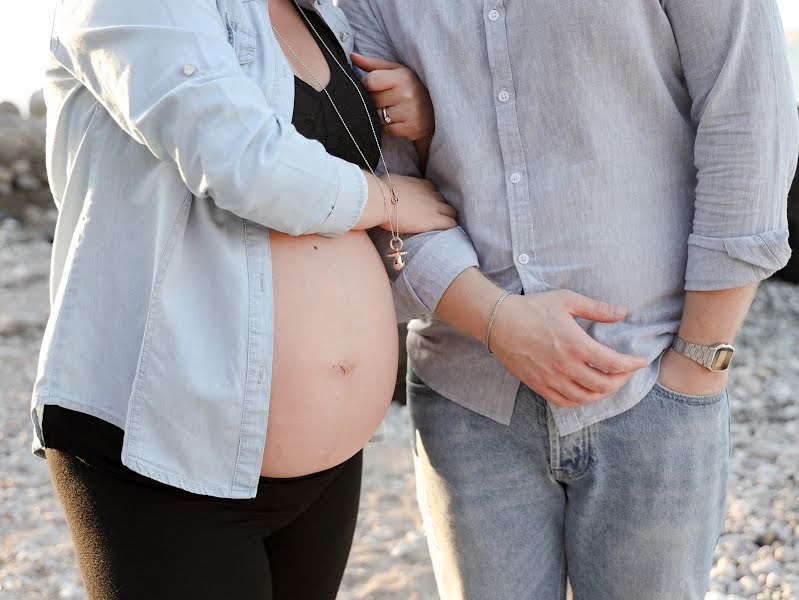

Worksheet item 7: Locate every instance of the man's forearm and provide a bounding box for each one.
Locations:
[677,285,758,346]
[434,266,505,343]
[660,284,759,393]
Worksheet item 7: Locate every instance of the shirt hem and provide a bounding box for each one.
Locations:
[30,395,258,499]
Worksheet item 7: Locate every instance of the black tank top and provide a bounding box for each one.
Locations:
[291,7,382,172]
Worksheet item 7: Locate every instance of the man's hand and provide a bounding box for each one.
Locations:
[654,286,757,397]
[350,53,435,142]
[657,349,728,396]
[435,269,648,408]
[489,291,649,407]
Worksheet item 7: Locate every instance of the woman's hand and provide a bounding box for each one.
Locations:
[383,175,457,234]
[356,174,456,234]
[351,53,435,142]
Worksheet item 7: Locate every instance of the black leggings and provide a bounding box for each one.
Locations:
[43,406,362,600]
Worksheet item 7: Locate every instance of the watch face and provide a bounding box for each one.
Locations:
[711,347,735,371]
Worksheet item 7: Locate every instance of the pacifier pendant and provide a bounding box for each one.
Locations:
[387,238,407,271]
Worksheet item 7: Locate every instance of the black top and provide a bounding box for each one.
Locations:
[291,7,382,172]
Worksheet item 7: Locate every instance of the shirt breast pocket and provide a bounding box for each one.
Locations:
[226,11,257,64]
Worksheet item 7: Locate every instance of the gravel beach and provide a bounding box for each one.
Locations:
[1,212,798,600]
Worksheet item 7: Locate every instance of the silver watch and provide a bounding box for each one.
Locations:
[671,337,735,372]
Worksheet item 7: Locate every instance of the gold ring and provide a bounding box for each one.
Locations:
[382,107,392,124]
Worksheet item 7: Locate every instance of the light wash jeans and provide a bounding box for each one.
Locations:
[407,364,730,600]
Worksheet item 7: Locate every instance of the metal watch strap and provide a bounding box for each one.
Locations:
[672,337,712,369]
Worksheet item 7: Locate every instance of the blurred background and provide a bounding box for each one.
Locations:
[1,3,798,600]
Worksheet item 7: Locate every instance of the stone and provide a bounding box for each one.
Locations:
[756,531,782,546]
[11,158,32,174]
[29,89,46,119]
[774,545,794,562]
[710,559,736,583]
[740,575,759,594]
[0,100,20,116]
[0,114,47,182]
[751,557,782,577]
[766,571,782,588]
[14,173,42,192]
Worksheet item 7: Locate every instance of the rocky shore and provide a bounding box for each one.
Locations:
[1,94,798,599]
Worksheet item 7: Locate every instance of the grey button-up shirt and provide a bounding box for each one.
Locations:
[342,0,798,434]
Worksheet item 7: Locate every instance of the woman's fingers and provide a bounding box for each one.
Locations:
[376,103,410,125]
[350,53,404,73]
[438,203,457,218]
[371,88,406,110]
[361,69,397,93]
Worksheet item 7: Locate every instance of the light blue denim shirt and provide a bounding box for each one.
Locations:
[342,0,799,435]
[31,0,368,498]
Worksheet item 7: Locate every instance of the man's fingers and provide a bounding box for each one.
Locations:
[542,387,582,409]
[553,379,605,406]
[582,338,649,374]
[568,364,633,396]
[562,290,628,324]
[351,52,404,73]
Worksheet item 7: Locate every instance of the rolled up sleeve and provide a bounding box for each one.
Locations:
[371,225,479,322]
[51,0,366,237]
[663,0,799,290]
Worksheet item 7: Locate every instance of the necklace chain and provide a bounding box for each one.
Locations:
[271,1,404,260]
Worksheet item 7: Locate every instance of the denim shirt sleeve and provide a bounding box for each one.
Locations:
[343,0,479,322]
[662,0,799,291]
[49,0,366,237]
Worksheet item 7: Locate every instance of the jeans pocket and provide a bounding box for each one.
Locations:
[406,367,434,392]
[652,382,727,406]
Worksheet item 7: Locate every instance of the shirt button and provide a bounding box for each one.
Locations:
[498,90,510,103]
[340,31,350,42]
[518,253,530,265]
[510,172,522,184]
[182,64,197,77]
[488,9,500,21]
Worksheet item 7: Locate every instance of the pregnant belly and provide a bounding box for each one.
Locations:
[261,229,398,477]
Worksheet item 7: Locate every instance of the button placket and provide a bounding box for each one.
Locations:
[483,0,543,291]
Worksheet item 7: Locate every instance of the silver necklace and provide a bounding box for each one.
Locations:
[271,2,407,269]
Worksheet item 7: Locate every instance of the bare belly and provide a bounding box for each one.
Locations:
[261,230,398,477]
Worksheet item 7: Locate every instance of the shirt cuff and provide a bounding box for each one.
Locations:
[315,162,367,237]
[684,229,792,291]
[394,227,480,320]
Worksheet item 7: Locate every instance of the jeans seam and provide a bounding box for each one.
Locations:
[551,426,595,481]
